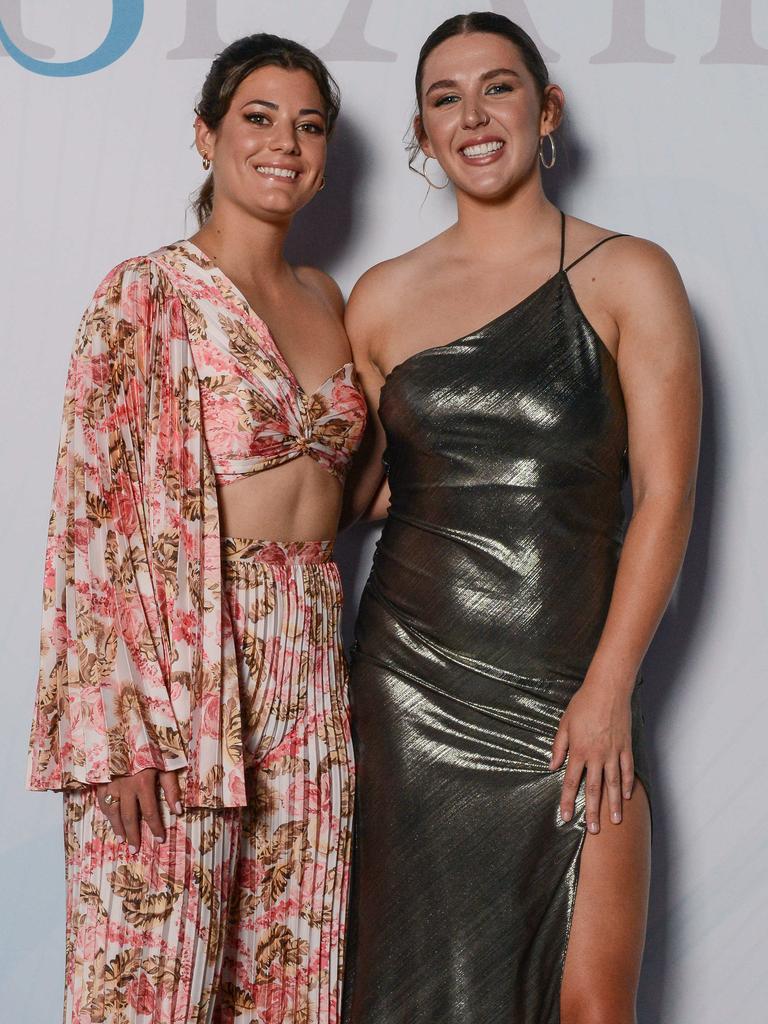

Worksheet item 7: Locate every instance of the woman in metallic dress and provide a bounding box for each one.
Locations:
[342,12,701,1024]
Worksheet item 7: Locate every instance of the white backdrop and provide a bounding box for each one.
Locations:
[2,2,766,1021]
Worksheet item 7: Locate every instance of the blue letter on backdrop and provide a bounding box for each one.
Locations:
[0,0,143,76]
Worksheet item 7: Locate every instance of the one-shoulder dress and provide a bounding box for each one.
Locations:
[341,211,653,1024]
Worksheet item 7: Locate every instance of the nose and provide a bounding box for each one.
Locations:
[268,119,300,155]
[463,104,490,130]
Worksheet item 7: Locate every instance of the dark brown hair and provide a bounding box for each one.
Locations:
[407,11,551,173]
[192,33,341,225]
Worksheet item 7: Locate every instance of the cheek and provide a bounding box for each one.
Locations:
[232,128,261,155]
[420,112,455,155]
[304,135,328,166]
[217,118,265,158]
[510,100,544,137]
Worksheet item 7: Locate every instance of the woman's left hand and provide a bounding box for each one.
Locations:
[549,678,635,834]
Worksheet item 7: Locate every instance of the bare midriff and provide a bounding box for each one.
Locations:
[216,455,343,542]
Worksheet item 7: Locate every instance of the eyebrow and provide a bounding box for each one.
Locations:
[425,68,522,96]
[240,98,325,118]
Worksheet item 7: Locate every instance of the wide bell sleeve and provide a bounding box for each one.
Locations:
[27,258,189,790]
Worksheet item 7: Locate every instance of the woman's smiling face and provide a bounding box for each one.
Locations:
[416,32,562,200]
[196,64,329,222]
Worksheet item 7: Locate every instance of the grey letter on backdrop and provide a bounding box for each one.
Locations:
[591,0,675,64]
[701,0,768,64]
[0,0,55,58]
[167,0,226,60]
[317,0,396,62]
[491,0,560,62]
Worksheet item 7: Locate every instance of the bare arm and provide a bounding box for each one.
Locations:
[589,244,701,691]
[340,268,392,528]
[551,240,702,831]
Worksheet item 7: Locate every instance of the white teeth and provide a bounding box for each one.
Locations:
[462,141,504,158]
[256,166,298,179]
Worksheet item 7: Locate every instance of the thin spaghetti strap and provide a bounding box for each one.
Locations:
[563,232,627,273]
[558,210,566,272]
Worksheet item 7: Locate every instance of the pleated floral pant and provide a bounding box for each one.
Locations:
[62,539,354,1024]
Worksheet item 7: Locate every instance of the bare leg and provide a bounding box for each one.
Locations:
[560,777,652,1024]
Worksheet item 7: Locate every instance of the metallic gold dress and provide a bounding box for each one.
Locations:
[341,213,653,1023]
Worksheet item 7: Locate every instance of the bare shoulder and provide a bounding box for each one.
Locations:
[347,253,411,317]
[294,265,345,319]
[346,234,447,345]
[604,237,689,322]
[591,239,697,377]
[566,214,684,294]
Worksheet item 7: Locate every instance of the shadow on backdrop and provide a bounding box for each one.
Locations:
[636,313,720,1023]
[543,105,589,213]
[285,116,368,275]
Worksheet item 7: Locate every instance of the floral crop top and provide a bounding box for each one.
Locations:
[170,239,367,486]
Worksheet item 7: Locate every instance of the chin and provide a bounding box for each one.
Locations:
[456,176,519,201]
[249,192,304,220]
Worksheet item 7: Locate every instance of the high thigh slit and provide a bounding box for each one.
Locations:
[559,772,652,994]
[341,211,653,1024]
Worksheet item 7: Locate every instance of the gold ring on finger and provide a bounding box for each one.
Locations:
[104,792,120,806]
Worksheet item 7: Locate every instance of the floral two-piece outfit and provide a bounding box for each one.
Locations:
[27,241,367,1023]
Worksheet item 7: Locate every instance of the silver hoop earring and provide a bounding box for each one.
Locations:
[539,133,556,170]
[422,155,450,191]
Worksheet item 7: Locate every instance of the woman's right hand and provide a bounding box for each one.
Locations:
[96,768,184,853]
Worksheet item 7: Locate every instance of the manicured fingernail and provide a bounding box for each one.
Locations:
[612,811,622,823]
[624,790,632,799]
[153,834,164,843]
[589,821,599,834]
[115,835,125,844]
[561,809,571,821]
[129,845,137,855]
[175,801,183,815]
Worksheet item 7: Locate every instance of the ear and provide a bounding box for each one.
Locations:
[194,115,216,161]
[539,85,565,136]
[414,112,434,159]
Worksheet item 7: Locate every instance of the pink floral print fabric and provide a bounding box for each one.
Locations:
[216,539,352,1023]
[63,541,353,1023]
[174,241,366,487]
[27,245,366,808]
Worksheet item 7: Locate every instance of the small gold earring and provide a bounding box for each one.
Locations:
[202,153,211,171]
[422,155,450,190]
[539,133,556,170]
[319,176,326,191]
